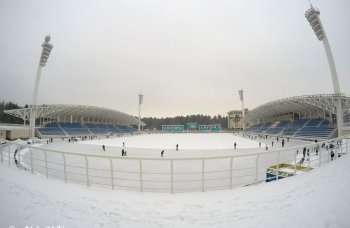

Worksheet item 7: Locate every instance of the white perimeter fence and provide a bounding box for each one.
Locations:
[1,135,349,193]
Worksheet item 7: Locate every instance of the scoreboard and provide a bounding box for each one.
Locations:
[186,123,197,130]
[162,125,185,132]
[199,124,222,132]
[198,125,211,131]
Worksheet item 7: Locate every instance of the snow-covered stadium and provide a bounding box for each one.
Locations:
[1,95,350,227]
[1,2,350,227]
[1,92,349,194]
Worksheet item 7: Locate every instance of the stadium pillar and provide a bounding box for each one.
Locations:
[305,5,343,136]
[138,94,143,132]
[29,35,53,138]
[239,90,245,131]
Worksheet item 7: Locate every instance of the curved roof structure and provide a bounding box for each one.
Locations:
[243,94,350,124]
[4,104,145,127]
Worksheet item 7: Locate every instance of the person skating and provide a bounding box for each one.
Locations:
[234,142,237,149]
[176,144,179,151]
[102,145,105,151]
[161,150,164,157]
[330,150,335,160]
[14,149,18,166]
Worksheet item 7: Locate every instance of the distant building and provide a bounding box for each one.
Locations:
[0,125,30,140]
[227,109,248,130]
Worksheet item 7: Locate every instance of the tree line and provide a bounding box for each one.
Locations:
[142,114,228,130]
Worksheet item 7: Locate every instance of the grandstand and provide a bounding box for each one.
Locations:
[242,94,350,140]
[4,104,144,139]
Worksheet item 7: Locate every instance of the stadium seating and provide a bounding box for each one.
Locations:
[37,122,136,138]
[294,125,335,139]
[288,119,309,128]
[37,122,66,136]
[57,122,91,136]
[254,123,272,133]
[37,127,66,136]
[275,120,290,128]
[305,118,323,127]
[86,123,109,135]
[245,118,335,140]
[282,127,300,136]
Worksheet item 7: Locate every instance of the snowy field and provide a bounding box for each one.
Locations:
[81,133,264,150]
[1,149,349,227]
[40,133,306,157]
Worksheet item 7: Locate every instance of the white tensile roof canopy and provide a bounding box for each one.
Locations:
[242,94,350,124]
[4,104,145,127]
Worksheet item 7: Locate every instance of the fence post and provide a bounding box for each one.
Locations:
[62,154,67,183]
[328,147,330,163]
[294,150,297,175]
[230,157,233,189]
[30,148,33,173]
[319,145,322,167]
[308,147,311,171]
[109,158,114,190]
[255,154,259,184]
[84,155,89,187]
[202,159,205,192]
[18,146,21,165]
[171,160,174,194]
[139,160,143,192]
[276,150,280,180]
[44,150,48,178]
[0,144,3,162]
[8,145,11,166]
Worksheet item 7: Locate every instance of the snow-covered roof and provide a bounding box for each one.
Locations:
[243,94,350,123]
[4,104,145,126]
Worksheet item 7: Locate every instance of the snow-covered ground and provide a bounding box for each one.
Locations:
[81,133,264,150]
[1,149,349,227]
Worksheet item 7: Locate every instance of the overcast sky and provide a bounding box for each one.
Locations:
[0,0,349,118]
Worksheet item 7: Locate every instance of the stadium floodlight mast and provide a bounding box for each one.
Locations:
[239,90,245,131]
[29,35,53,138]
[305,4,343,136]
[138,94,144,132]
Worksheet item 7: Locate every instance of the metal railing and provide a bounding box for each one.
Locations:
[0,135,349,193]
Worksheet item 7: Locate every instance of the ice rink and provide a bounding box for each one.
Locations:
[15,133,313,193]
[81,133,262,150]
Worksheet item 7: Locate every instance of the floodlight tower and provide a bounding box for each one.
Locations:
[138,94,143,132]
[305,5,343,136]
[239,90,245,131]
[29,35,53,138]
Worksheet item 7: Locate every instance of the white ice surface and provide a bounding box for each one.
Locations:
[1,151,349,227]
[81,133,264,149]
